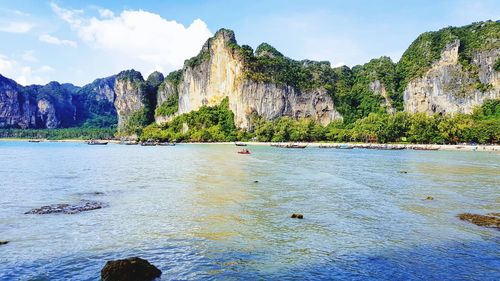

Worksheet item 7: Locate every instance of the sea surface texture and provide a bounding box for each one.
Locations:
[0,142,499,280]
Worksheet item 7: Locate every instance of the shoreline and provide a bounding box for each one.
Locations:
[1,138,498,152]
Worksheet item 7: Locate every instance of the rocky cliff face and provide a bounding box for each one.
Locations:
[113,71,146,129]
[0,74,118,129]
[162,29,342,128]
[404,40,499,114]
[369,80,395,114]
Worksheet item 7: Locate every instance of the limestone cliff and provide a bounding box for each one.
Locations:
[0,74,118,129]
[113,70,146,129]
[0,75,34,128]
[403,40,499,115]
[158,29,342,128]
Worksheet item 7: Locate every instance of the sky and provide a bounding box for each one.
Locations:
[0,0,498,86]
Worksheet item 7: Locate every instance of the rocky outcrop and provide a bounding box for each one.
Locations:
[160,29,342,128]
[458,213,500,229]
[113,70,146,129]
[369,80,395,114]
[36,99,59,128]
[101,257,162,281]
[24,200,108,215]
[404,40,499,115]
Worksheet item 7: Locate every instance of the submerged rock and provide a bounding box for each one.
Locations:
[458,213,500,229]
[24,200,108,215]
[425,196,434,200]
[101,257,161,281]
[291,213,304,219]
[0,241,9,245]
[399,171,408,174]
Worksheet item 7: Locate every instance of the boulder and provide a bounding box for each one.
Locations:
[101,257,161,281]
[291,213,304,219]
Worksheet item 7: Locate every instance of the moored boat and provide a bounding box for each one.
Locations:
[235,142,247,146]
[157,142,176,146]
[87,140,108,145]
[140,140,156,146]
[238,149,251,154]
[272,143,308,148]
[337,144,353,149]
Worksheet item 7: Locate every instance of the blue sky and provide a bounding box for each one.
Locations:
[0,0,498,86]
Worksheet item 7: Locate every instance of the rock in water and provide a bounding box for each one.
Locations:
[24,200,108,215]
[291,213,304,219]
[0,241,9,245]
[458,213,500,229]
[101,257,161,281]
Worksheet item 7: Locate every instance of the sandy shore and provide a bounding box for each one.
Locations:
[1,139,498,152]
[204,142,500,152]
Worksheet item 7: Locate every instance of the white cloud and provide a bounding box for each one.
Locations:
[0,54,48,85]
[38,65,55,72]
[0,21,34,33]
[0,8,30,16]
[39,34,77,47]
[51,3,212,75]
[22,50,38,63]
[50,3,83,27]
[98,9,114,19]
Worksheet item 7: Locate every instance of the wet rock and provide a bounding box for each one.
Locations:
[291,213,304,219]
[399,171,408,174]
[487,212,500,217]
[425,196,434,200]
[101,257,161,281]
[24,200,108,215]
[0,241,9,245]
[458,213,500,229]
[253,180,259,183]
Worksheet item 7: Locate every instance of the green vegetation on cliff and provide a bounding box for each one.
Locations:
[142,97,240,142]
[238,42,337,92]
[119,70,164,134]
[397,21,500,91]
[155,70,182,117]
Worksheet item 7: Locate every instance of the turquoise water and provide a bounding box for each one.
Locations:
[0,141,499,280]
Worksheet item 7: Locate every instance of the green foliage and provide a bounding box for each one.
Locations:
[155,70,183,117]
[185,51,210,68]
[141,97,239,142]
[155,96,178,117]
[116,69,144,82]
[82,114,117,128]
[122,108,150,136]
[0,128,116,140]
[332,57,401,123]
[251,116,326,142]
[243,45,336,92]
[146,71,164,88]
[249,99,500,144]
[494,58,500,71]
